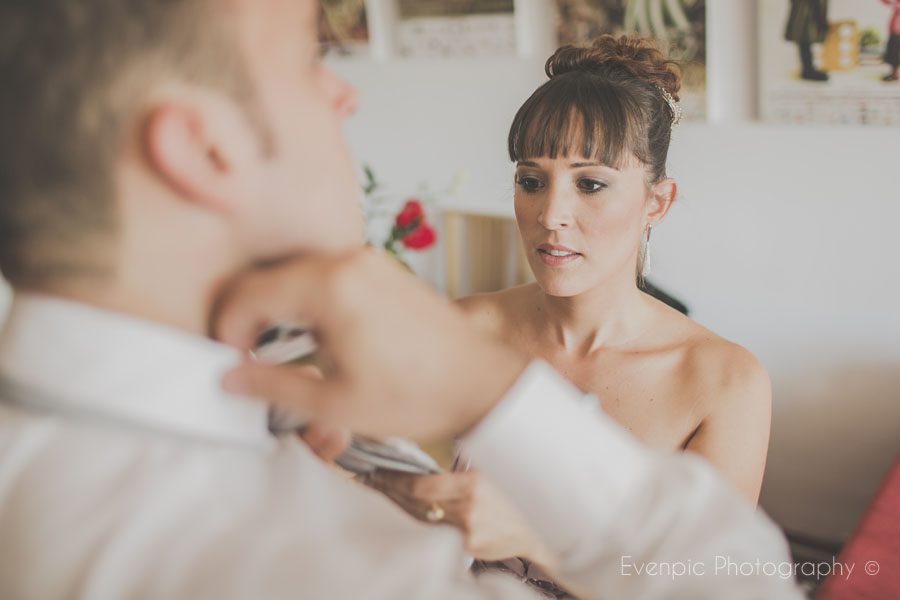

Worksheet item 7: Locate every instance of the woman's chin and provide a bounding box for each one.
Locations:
[534,276,590,298]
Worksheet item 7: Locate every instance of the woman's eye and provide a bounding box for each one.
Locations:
[577,178,608,193]
[516,176,544,193]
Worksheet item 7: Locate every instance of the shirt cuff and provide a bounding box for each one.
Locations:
[459,360,653,560]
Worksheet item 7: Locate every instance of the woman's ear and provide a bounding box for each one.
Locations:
[646,178,678,226]
[142,97,254,214]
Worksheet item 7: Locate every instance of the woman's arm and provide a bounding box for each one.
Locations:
[684,347,773,504]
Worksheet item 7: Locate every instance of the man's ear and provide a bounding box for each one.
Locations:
[646,178,678,226]
[142,98,254,214]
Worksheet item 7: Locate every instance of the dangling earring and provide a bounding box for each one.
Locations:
[641,225,652,278]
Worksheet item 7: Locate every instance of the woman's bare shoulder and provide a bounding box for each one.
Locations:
[642,297,768,403]
[455,284,537,337]
[672,316,771,414]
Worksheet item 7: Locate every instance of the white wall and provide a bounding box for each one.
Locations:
[331,0,900,543]
[659,125,900,542]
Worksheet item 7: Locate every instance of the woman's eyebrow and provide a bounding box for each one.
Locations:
[571,161,622,172]
[516,160,619,170]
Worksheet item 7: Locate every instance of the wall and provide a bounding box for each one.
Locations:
[330,0,900,543]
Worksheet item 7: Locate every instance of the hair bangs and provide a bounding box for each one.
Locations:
[507,75,645,170]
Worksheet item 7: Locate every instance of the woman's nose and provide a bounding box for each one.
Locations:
[537,190,573,230]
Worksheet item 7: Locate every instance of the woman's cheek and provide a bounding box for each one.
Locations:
[580,206,640,265]
[514,200,539,241]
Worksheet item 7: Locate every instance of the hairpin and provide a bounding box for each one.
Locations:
[657,86,683,128]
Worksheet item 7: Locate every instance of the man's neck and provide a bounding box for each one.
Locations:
[35,265,238,337]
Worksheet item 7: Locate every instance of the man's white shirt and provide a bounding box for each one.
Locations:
[0,294,803,599]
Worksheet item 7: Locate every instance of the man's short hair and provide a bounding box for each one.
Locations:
[0,0,259,287]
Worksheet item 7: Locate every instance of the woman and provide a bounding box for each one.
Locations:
[367,35,772,595]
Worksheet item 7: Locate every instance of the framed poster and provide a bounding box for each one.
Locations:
[395,0,517,58]
[759,0,900,126]
[555,0,707,121]
[320,0,370,57]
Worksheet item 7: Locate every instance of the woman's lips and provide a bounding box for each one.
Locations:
[536,244,582,267]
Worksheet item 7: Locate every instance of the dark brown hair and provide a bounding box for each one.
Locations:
[508,35,682,183]
[0,0,259,287]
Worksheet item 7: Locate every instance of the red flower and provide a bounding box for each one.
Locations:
[395,199,424,229]
[402,223,437,250]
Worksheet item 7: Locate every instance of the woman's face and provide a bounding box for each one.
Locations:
[514,154,659,298]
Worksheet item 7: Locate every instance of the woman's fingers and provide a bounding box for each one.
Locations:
[367,478,471,528]
[364,471,480,529]
[412,471,478,499]
[367,472,473,502]
[364,472,419,503]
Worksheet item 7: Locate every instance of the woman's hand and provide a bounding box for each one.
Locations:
[365,470,554,566]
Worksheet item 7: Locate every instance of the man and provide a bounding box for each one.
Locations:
[0,0,802,597]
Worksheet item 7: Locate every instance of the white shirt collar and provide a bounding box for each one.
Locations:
[0,293,273,449]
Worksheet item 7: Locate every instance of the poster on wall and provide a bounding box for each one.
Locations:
[554,0,707,121]
[395,0,516,58]
[759,0,900,126]
[319,0,370,57]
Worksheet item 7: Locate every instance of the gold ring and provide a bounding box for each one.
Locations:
[425,502,445,523]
